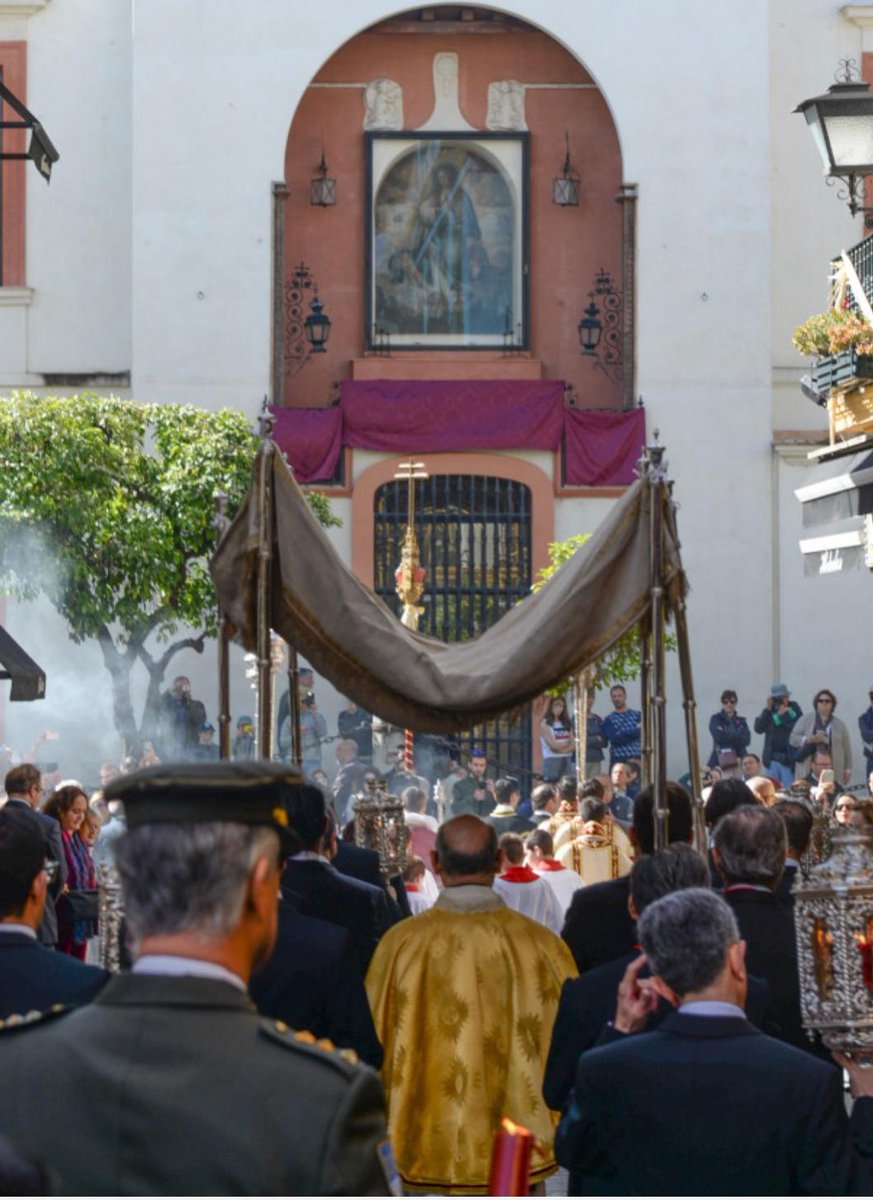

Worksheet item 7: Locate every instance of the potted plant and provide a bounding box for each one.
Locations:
[793,307,873,392]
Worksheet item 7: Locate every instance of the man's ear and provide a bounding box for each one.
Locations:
[248,854,278,919]
[31,869,47,906]
[728,938,747,984]
[430,849,441,876]
[711,846,723,869]
[650,974,680,1008]
[627,893,639,922]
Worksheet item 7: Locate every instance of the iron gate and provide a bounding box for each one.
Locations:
[374,473,533,782]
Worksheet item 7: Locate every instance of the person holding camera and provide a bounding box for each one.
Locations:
[449,749,496,818]
[790,688,853,786]
[157,676,207,761]
[754,683,802,789]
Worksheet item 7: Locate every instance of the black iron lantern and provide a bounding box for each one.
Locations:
[310,150,337,207]
[553,131,581,207]
[304,294,331,352]
[795,61,873,219]
[578,301,602,354]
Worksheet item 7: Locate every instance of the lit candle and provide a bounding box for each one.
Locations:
[488,1117,532,1196]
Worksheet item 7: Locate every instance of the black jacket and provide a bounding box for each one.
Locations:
[543,951,772,1114]
[280,857,387,973]
[3,799,67,946]
[250,895,383,1068]
[333,839,409,920]
[556,1010,873,1195]
[722,886,816,1054]
[0,929,108,1019]
[561,875,634,973]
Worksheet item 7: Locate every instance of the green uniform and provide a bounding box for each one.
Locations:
[0,972,390,1196]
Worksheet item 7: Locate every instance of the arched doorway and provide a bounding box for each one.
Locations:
[374,471,533,780]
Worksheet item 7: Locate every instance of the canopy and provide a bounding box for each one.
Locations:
[210,445,685,734]
[0,624,46,701]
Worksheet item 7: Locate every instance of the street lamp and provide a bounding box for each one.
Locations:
[795,60,873,221]
[304,294,331,353]
[577,300,602,354]
[0,79,58,182]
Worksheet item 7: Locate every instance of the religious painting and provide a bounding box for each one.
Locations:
[366,132,529,349]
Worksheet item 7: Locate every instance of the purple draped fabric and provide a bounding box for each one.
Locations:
[271,386,645,487]
[564,407,645,486]
[270,405,342,484]
[341,379,565,451]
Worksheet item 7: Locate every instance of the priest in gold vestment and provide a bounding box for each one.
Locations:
[366,814,577,1194]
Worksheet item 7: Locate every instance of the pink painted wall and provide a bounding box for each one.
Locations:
[282,22,623,409]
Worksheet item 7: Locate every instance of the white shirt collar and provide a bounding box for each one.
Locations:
[0,922,37,940]
[290,850,332,865]
[678,1000,745,1019]
[784,856,799,869]
[132,954,246,992]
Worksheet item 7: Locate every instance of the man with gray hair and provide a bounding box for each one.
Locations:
[0,762,391,1195]
[556,888,873,1194]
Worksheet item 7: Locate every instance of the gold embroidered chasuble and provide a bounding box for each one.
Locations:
[365,885,577,1194]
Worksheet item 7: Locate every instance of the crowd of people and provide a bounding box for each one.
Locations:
[2,670,873,1193]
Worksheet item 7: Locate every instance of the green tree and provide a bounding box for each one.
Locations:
[533,533,675,691]
[0,393,338,750]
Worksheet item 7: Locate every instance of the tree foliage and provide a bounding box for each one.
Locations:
[532,533,675,692]
[0,392,338,747]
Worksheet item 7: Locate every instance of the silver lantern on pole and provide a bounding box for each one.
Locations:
[97,864,126,974]
[352,777,410,882]
[793,826,873,1061]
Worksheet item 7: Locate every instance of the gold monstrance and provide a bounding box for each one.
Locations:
[394,459,428,770]
[394,459,429,630]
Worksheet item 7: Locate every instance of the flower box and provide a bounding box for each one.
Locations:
[829,385,873,442]
[812,350,873,394]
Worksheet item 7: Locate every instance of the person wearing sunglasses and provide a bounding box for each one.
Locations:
[790,689,853,787]
[707,690,750,779]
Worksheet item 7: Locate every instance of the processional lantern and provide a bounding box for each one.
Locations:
[793,826,873,1061]
[352,777,410,881]
[98,865,125,973]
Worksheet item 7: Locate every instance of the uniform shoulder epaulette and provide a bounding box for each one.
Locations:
[0,1003,70,1034]
[258,1017,361,1073]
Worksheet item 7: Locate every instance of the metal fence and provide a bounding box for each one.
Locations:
[374,473,534,781]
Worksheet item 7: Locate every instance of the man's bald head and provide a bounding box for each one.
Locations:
[433,815,499,885]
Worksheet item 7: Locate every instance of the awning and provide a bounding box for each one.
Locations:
[0,625,45,701]
[793,445,873,574]
[210,444,685,734]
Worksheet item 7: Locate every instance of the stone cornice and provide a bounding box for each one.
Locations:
[843,5,873,29]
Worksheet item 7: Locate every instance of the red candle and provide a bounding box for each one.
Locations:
[488,1117,532,1196]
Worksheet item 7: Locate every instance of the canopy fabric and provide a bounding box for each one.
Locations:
[210,446,685,735]
[0,625,46,701]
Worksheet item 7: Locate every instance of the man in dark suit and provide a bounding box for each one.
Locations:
[3,764,66,947]
[714,803,815,1053]
[0,807,108,1018]
[333,832,410,920]
[282,785,392,973]
[773,797,813,904]
[250,889,383,1068]
[0,762,389,1195]
[544,843,709,1112]
[545,843,772,1114]
[556,888,873,1195]
[561,781,693,972]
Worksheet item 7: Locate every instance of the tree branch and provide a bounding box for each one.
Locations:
[138,631,208,680]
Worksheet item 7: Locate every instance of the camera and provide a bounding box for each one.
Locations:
[302,692,315,708]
